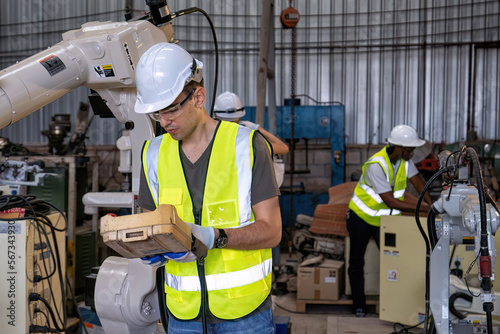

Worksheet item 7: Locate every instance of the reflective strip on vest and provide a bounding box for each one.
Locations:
[351,194,401,216]
[363,158,408,200]
[368,156,390,183]
[235,126,252,226]
[393,189,405,198]
[144,137,162,206]
[359,179,384,204]
[393,161,408,198]
[166,258,273,292]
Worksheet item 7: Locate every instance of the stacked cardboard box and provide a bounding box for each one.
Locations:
[297,259,344,301]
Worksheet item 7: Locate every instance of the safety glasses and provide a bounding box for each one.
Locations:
[149,88,195,122]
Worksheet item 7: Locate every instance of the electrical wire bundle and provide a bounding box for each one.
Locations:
[0,194,71,333]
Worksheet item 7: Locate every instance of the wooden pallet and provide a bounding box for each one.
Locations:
[296,296,379,313]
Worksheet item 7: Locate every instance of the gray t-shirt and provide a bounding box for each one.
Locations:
[364,158,419,194]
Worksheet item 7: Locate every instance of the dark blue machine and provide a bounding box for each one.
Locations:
[244,105,345,227]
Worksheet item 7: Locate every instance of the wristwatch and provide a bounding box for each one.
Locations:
[214,228,228,249]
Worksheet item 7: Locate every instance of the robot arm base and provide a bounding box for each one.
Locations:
[95,257,162,334]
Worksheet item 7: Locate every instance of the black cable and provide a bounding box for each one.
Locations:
[27,209,66,328]
[34,308,50,326]
[464,148,487,250]
[465,148,494,334]
[31,219,66,330]
[465,150,490,265]
[41,217,66,328]
[36,205,68,232]
[0,194,36,211]
[29,324,59,333]
[446,146,466,201]
[463,251,481,298]
[156,266,169,333]
[392,320,425,334]
[449,244,457,269]
[169,7,219,117]
[427,209,438,250]
[486,310,493,334]
[29,294,64,332]
[449,292,473,320]
[35,220,57,280]
[428,316,436,334]
[0,195,68,331]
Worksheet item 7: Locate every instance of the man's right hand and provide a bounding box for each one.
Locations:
[163,251,199,263]
[141,253,169,267]
[141,251,199,265]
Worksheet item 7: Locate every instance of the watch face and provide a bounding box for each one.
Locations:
[216,236,228,249]
[216,229,228,249]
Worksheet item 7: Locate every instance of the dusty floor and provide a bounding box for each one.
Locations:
[272,293,424,334]
[272,248,428,334]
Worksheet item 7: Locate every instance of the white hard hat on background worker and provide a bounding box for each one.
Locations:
[387,124,426,147]
[135,43,203,114]
[213,91,245,122]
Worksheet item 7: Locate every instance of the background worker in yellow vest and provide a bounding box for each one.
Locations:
[134,43,282,333]
[347,124,432,317]
[213,91,289,187]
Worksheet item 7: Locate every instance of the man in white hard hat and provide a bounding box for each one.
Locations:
[214,91,289,156]
[347,124,432,317]
[135,43,281,333]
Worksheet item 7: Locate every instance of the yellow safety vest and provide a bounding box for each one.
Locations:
[142,121,272,320]
[348,146,408,227]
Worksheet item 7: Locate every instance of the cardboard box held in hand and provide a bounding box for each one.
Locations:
[100,204,192,258]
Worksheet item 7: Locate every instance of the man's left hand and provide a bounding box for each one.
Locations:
[163,223,215,263]
[188,223,215,250]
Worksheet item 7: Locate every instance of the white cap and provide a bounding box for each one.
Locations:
[135,43,203,114]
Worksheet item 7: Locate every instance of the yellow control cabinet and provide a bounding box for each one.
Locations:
[379,215,485,326]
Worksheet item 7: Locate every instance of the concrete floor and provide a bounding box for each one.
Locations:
[272,293,424,334]
[272,249,427,334]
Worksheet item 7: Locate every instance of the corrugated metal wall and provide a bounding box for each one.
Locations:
[1,0,499,146]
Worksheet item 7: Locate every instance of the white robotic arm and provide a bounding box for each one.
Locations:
[0,19,174,193]
[95,257,162,334]
[429,146,500,334]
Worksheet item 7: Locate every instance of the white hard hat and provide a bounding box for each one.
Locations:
[214,91,245,121]
[135,43,203,114]
[387,125,426,147]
